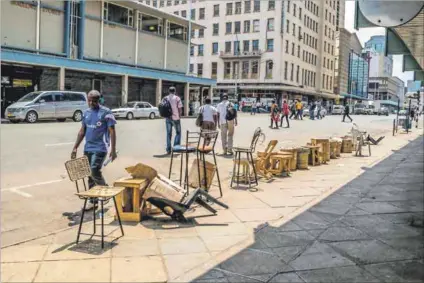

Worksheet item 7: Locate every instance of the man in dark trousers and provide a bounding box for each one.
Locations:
[342,103,353,122]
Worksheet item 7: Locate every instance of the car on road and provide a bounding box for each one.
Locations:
[365,105,376,115]
[377,107,389,116]
[353,103,367,115]
[112,101,159,120]
[331,105,344,115]
[303,107,327,118]
[4,91,87,123]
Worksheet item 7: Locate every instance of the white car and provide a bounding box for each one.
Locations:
[303,107,327,117]
[112,101,159,120]
[332,105,344,115]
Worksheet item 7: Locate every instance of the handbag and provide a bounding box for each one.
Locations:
[195,106,204,127]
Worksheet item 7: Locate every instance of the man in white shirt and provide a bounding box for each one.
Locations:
[199,98,218,130]
[217,95,238,155]
[165,87,183,154]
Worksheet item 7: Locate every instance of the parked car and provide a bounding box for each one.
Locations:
[353,103,367,115]
[303,107,327,117]
[4,91,87,123]
[112,101,159,120]
[332,105,344,115]
[377,107,389,116]
[365,105,376,115]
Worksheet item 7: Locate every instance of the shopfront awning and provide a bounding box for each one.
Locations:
[339,93,369,100]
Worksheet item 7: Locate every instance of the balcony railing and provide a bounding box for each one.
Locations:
[220,50,262,58]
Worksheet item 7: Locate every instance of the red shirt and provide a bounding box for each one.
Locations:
[283,103,289,115]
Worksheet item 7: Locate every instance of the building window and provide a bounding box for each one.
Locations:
[267,18,274,31]
[189,63,194,73]
[211,62,217,79]
[198,44,204,56]
[293,3,297,16]
[139,13,163,35]
[285,40,289,53]
[242,61,249,78]
[234,41,240,55]
[244,0,251,13]
[190,46,194,56]
[299,7,302,19]
[265,60,273,78]
[286,20,290,33]
[198,28,204,38]
[266,39,274,52]
[199,8,205,19]
[191,29,195,38]
[243,40,250,52]
[298,27,302,39]
[191,9,195,20]
[235,2,242,14]
[293,23,296,36]
[104,2,134,27]
[212,42,218,54]
[268,0,275,10]
[296,65,300,83]
[324,42,326,52]
[323,57,326,68]
[322,75,325,89]
[224,62,231,79]
[287,0,290,12]
[160,0,164,7]
[167,0,172,6]
[235,21,241,33]
[173,11,179,16]
[213,23,219,35]
[253,19,260,32]
[291,42,295,55]
[297,45,300,57]
[251,60,259,78]
[213,4,219,16]
[226,3,233,15]
[233,62,239,78]
[244,20,250,33]
[252,40,259,51]
[253,0,260,12]
[174,0,179,4]
[181,10,186,18]
[290,63,294,81]
[197,63,203,77]
[284,61,288,80]
[226,22,232,34]
[153,0,157,7]
[225,41,231,53]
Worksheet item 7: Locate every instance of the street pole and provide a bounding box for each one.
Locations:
[396,97,400,133]
[185,0,192,76]
[407,99,412,134]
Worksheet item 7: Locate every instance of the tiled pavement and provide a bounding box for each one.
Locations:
[193,136,424,283]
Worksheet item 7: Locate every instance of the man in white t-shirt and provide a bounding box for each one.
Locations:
[199,98,218,130]
[165,87,183,154]
[217,95,238,155]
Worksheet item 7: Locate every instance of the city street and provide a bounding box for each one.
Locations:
[1,113,397,247]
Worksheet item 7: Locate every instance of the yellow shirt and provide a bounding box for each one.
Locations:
[296,102,302,110]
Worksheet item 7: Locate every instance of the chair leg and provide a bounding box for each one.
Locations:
[179,151,183,186]
[76,199,87,244]
[231,152,237,188]
[101,200,104,249]
[369,144,371,156]
[169,151,174,179]
[250,152,258,186]
[212,150,223,197]
[113,197,124,236]
[237,151,241,186]
[246,153,251,189]
[93,199,96,235]
[202,152,207,191]
[196,151,201,190]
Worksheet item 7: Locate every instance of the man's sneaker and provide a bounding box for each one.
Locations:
[84,202,97,211]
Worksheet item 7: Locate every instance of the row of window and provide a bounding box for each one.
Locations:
[304,0,319,17]
[221,0,275,16]
[323,57,334,71]
[283,62,317,87]
[324,41,335,56]
[190,38,274,57]
[322,74,333,91]
[304,15,319,33]
[325,9,336,26]
[324,25,335,40]
[286,1,303,21]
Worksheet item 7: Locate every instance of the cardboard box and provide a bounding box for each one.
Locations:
[188,159,216,190]
[143,174,186,203]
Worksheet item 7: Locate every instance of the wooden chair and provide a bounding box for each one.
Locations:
[351,125,371,157]
[255,140,278,179]
[65,156,124,249]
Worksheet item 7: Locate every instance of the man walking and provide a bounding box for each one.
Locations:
[217,95,237,155]
[289,101,297,119]
[342,103,353,122]
[296,100,303,120]
[270,100,279,129]
[199,98,218,130]
[280,100,290,128]
[163,87,183,154]
[71,90,117,210]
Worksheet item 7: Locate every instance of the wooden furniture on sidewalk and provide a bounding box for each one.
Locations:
[113,178,149,222]
[311,138,330,163]
[255,140,278,180]
[304,144,322,166]
[280,147,299,171]
[297,147,310,169]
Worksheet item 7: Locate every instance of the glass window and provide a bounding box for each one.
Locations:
[267,18,274,31]
[284,61,288,80]
[285,40,289,53]
[224,62,231,78]
[290,63,294,81]
[199,8,205,19]
[251,60,259,78]
[297,45,300,57]
[168,22,186,41]
[286,20,290,33]
[226,3,233,15]
[244,20,250,33]
[235,21,241,33]
[291,42,295,55]
[234,41,240,55]
[235,2,241,14]
[104,3,134,27]
[233,62,239,78]
[298,26,302,39]
[191,9,195,20]
[173,11,179,16]
[198,44,204,56]
[293,23,296,36]
[293,4,297,16]
[242,61,249,78]
[167,0,172,6]
[266,39,274,52]
[287,0,290,12]
[181,10,186,18]
[213,4,219,16]
[198,28,204,38]
[197,63,203,77]
[212,43,219,54]
[226,22,232,34]
[190,46,194,56]
[225,41,231,53]
[296,65,300,82]
[268,0,275,10]
[174,0,179,4]
[253,0,260,12]
[252,40,259,51]
[266,60,273,78]
[243,40,250,52]
[160,0,164,7]
[253,19,260,32]
[299,7,302,19]
[211,62,217,78]
[244,0,251,12]
[139,13,162,35]
[213,23,219,35]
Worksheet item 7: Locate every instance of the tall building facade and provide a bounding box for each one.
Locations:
[364,36,393,77]
[368,76,404,111]
[155,0,341,106]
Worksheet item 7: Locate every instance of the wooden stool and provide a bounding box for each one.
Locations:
[113,178,149,222]
[304,145,321,166]
[329,140,338,159]
[311,138,330,163]
[297,147,310,169]
[269,153,292,176]
[341,137,353,153]
[280,148,298,171]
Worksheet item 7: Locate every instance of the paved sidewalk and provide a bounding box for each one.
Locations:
[192,135,424,283]
[1,130,422,282]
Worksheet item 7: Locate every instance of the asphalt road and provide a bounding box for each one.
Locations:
[0,113,396,247]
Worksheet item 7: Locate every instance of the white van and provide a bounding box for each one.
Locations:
[5,91,88,123]
[332,105,344,115]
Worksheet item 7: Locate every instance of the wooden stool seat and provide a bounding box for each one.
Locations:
[269,154,292,176]
[113,178,149,222]
[304,145,321,166]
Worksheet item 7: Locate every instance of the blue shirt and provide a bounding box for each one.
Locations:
[82,106,116,153]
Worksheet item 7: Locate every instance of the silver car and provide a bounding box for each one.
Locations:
[112,101,159,120]
[5,91,88,123]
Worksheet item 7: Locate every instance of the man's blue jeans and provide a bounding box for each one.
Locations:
[84,151,107,204]
[166,118,181,153]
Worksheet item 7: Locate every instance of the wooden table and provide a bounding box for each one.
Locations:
[311,138,330,163]
[113,178,149,222]
[304,145,321,166]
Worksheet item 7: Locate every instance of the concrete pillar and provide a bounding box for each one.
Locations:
[155,79,162,106]
[122,74,128,106]
[199,87,204,105]
[58,67,65,91]
[208,87,213,100]
[184,83,190,116]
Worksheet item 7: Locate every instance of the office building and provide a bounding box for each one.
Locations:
[364,36,393,77]
[156,0,341,106]
[1,0,215,117]
[368,76,404,111]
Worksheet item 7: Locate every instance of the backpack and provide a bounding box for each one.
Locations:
[225,103,237,121]
[158,97,173,118]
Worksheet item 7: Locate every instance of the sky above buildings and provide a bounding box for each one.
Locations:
[344,1,414,86]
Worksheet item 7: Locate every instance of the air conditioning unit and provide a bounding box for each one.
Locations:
[252,51,258,55]
[243,51,249,56]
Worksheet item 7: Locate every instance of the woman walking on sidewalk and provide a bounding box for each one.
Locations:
[280,100,290,128]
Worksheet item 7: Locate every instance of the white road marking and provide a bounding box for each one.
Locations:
[45,142,74,147]
[8,189,32,198]
[2,179,64,191]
